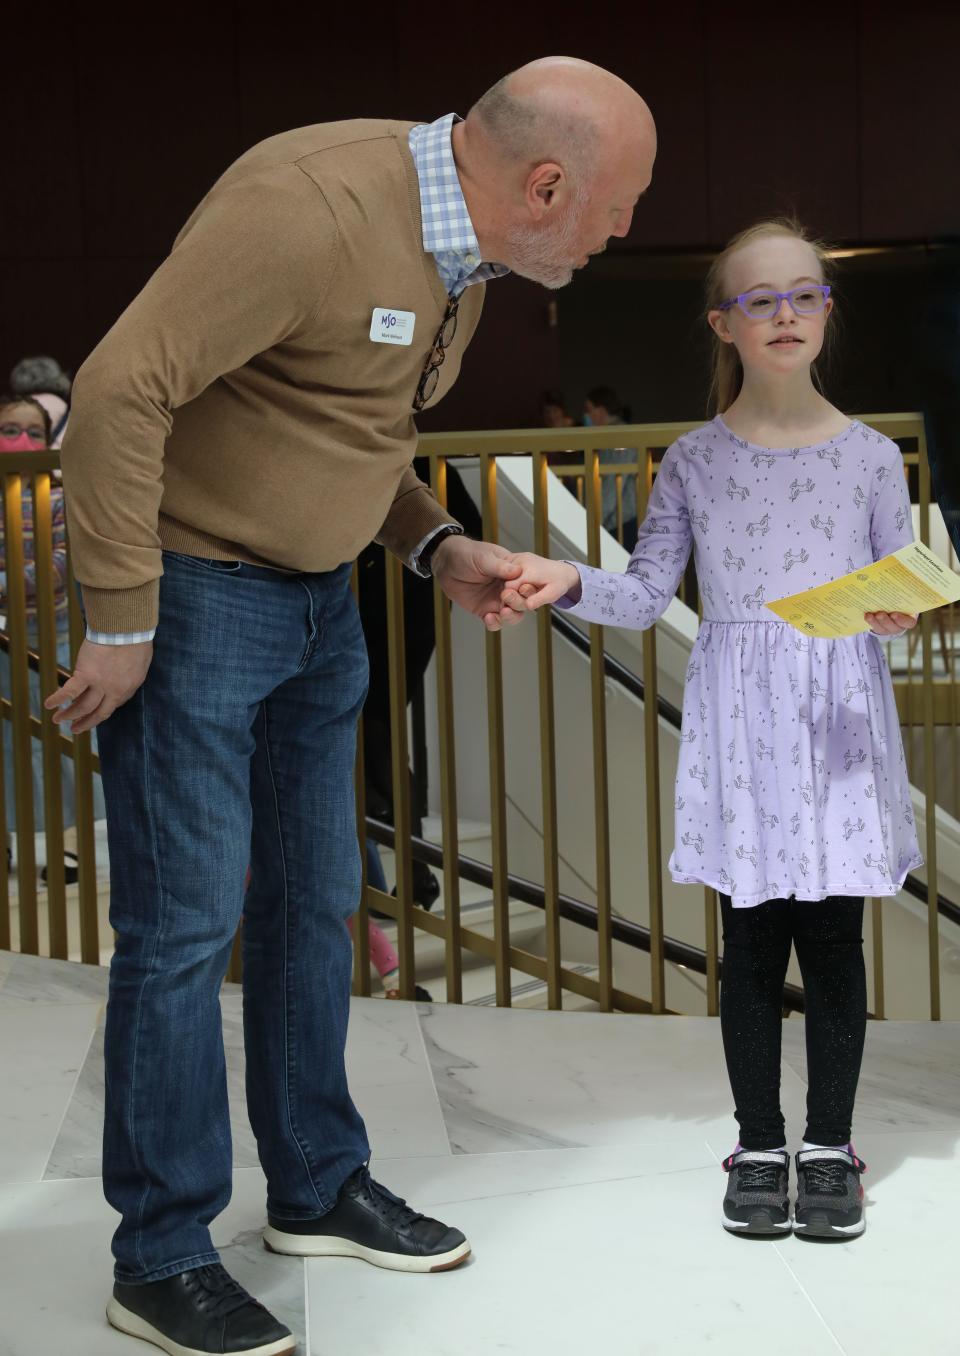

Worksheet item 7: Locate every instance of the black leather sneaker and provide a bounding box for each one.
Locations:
[794,1146,867,1240]
[106,1263,296,1355]
[721,1149,792,1236]
[263,1165,471,1272]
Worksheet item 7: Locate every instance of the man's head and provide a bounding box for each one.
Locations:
[455,58,656,289]
[583,385,621,426]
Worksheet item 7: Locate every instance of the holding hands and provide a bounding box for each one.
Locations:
[497,553,581,618]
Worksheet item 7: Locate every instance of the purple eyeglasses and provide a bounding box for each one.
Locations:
[718,284,831,320]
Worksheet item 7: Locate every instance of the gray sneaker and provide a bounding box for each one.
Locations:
[794,1147,866,1240]
[721,1149,791,1236]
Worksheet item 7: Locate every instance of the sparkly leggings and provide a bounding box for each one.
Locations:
[719,895,867,1149]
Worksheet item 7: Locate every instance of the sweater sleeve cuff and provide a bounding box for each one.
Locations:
[376,473,459,564]
[80,580,160,634]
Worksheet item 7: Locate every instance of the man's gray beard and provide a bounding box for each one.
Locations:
[506,195,586,290]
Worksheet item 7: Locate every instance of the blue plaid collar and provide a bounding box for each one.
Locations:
[409,113,510,297]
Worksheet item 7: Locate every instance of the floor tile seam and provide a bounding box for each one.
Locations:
[411,1008,455,1158]
[373,1141,723,1164]
[364,1163,719,1213]
[0,997,105,1014]
[771,1246,850,1355]
[11,1004,101,1187]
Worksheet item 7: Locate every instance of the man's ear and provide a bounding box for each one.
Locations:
[526,163,565,219]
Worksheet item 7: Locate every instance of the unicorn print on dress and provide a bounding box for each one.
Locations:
[723,546,745,571]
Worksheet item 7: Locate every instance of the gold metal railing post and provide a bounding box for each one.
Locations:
[480,452,511,1006]
[31,473,68,957]
[585,448,613,1011]
[4,472,39,952]
[64,546,100,962]
[430,456,464,1005]
[638,449,665,1013]
[351,564,372,998]
[385,551,415,1000]
[871,897,885,1019]
[533,450,562,1008]
[917,435,940,1020]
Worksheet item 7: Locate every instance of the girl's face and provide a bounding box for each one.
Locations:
[0,402,47,449]
[707,234,833,381]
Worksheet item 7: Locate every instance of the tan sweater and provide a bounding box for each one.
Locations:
[61,120,485,634]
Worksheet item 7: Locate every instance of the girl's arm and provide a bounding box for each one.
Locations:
[504,445,693,630]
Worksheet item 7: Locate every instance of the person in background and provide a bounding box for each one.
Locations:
[583,384,638,545]
[0,394,102,881]
[541,389,574,427]
[10,355,72,451]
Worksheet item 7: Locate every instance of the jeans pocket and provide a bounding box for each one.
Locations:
[163,551,243,574]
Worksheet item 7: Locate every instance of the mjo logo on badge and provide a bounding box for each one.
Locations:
[370,307,416,346]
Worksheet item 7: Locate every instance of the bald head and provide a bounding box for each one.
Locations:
[470,57,655,190]
[456,58,656,289]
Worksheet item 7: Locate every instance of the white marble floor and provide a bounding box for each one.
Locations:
[0,949,957,1356]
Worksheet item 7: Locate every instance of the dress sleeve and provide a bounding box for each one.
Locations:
[557,443,693,629]
[869,441,914,559]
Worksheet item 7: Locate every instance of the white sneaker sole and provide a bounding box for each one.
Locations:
[262,1227,471,1273]
[722,1213,792,1235]
[106,1297,296,1356]
[794,1216,866,1238]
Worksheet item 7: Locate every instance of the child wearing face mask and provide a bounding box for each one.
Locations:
[0,394,91,882]
[501,219,923,1241]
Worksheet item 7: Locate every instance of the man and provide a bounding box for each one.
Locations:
[50,57,656,1356]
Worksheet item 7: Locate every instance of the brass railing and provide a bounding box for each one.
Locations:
[356,415,950,1020]
[0,419,954,1022]
[0,450,101,962]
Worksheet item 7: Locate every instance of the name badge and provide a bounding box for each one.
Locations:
[370,307,416,346]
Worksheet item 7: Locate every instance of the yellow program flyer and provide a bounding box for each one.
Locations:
[766,541,960,638]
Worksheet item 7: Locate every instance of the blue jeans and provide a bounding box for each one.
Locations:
[99,552,370,1282]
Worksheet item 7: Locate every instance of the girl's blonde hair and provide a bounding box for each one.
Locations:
[705,217,836,415]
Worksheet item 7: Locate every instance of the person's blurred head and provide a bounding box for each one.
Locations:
[0,395,51,451]
[540,390,572,427]
[10,355,71,402]
[460,58,657,290]
[583,385,622,427]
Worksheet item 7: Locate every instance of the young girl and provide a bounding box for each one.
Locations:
[502,219,922,1240]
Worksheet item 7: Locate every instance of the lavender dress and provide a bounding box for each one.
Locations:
[560,416,923,908]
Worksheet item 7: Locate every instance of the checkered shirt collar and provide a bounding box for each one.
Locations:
[409,113,510,295]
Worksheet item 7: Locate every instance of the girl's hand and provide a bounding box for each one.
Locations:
[865,610,918,636]
[499,553,582,613]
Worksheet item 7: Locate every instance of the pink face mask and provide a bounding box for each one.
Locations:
[0,433,40,452]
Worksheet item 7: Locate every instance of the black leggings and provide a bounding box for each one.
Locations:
[719,895,867,1149]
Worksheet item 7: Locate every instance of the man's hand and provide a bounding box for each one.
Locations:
[430,536,525,631]
[44,638,154,734]
[865,610,918,637]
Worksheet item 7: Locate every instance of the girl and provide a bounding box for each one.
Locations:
[502,219,922,1240]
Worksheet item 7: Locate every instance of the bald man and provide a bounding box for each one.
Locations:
[55,58,656,1356]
